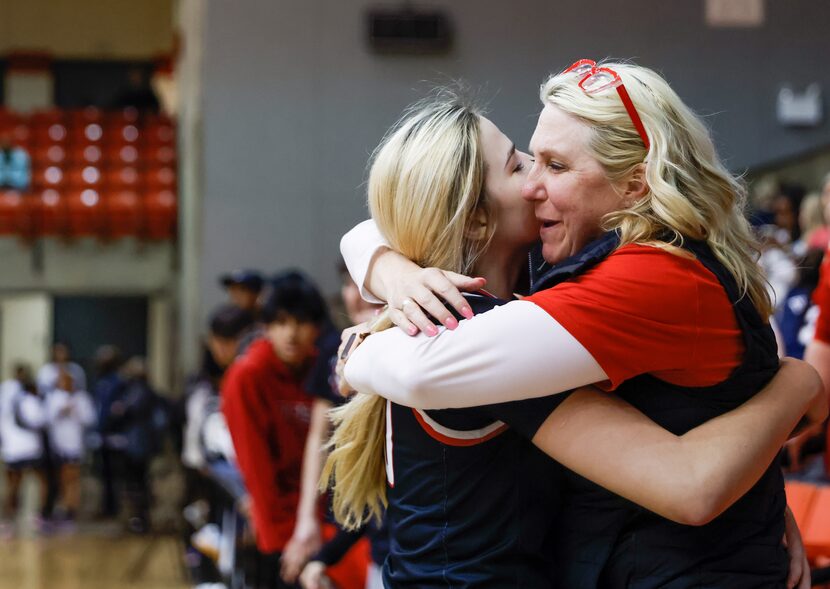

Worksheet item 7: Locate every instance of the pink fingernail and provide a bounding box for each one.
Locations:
[426,326,439,336]
[444,317,458,329]
[407,326,418,336]
[461,306,473,319]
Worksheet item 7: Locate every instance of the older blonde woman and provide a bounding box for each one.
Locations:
[328,81,823,588]
[339,62,827,588]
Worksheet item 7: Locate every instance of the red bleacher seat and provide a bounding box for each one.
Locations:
[144,189,177,240]
[103,189,142,238]
[0,107,177,240]
[143,144,176,166]
[29,110,64,126]
[67,144,104,166]
[65,166,104,189]
[786,480,818,526]
[108,124,142,146]
[34,189,66,236]
[32,145,68,167]
[65,188,104,237]
[785,481,830,561]
[103,144,142,167]
[31,123,68,146]
[144,165,176,190]
[68,123,105,145]
[105,107,140,125]
[65,107,104,128]
[804,487,830,561]
[144,122,176,146]
[0,190,28,235]
[32,166,66,190]
[0,110,21,129]
[105,167,142,190]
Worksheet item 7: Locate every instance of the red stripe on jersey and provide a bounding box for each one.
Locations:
[411,408,508,447]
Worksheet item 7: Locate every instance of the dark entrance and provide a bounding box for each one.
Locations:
[52,295,148,384]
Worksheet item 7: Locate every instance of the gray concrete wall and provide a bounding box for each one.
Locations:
[197,0,830,318]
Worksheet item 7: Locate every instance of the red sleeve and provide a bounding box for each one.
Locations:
[525,245,743,390]
[813,251,830,344]
[221,363,282,527]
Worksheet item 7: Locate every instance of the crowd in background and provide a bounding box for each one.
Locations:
[0,342,168,536]
[180,266,386,589]
[752,172,830,477]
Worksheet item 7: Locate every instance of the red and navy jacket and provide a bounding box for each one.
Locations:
[531,233,788,589]
[382,292,570,588]
[222,337,314,553]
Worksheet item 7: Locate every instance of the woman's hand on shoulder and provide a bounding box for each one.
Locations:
[383,265,486,337]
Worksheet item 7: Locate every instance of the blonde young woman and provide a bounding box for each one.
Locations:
[327,89,823,588]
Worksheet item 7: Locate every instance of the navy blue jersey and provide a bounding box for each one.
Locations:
[382,293,570,588]
[304,326,344,406]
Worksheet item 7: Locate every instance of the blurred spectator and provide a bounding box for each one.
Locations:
[803,213,830,477]
[110,357,162,533]
[182,305,255,473]
[758,224,797,312]
[37,342,87,396]
[110,67,160,113]
[222,270,328,589]
[749,174,779,226]
[798,192,830,253]
[181,305,254,586]
[37,342,88,520]
[45,370,96,523]
[776,248,823,359]
[220,269,264,315]
[92,345,125,518]
[0,364,47,535]
[773,183,806,243]
[0,130,30,191]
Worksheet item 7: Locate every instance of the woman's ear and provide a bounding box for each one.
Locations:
[621,164,649,204]
[465,207,490,241]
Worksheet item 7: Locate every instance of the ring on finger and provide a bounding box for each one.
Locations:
[400,298,416,311]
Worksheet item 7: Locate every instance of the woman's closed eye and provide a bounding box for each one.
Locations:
[528,158,566,172]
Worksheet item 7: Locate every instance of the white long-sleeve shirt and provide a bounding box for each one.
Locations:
[46,389,96,459]
[37,362,87,395]
[339,220,606,409]
[0,380,46,463]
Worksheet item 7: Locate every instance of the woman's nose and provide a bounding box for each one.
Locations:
[522,169,544,202]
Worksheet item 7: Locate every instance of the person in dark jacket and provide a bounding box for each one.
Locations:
[111,356,160,533]
[91,345,125,518]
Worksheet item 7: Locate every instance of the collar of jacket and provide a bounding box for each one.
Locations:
[529,230,621,294]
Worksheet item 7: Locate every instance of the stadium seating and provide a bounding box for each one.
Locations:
[785,480,830,562]
[0,107,177,240]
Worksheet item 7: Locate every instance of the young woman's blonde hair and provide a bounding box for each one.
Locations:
[321,93,490,529]
[541,61,773,317]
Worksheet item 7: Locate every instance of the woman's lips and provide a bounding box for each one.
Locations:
[539,220,560,234]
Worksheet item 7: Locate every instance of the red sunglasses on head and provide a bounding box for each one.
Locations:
[563,59,650,150]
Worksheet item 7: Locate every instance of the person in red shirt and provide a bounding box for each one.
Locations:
[223,270,328,589]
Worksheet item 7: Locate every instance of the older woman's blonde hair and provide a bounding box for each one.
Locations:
[321,92,490,529]
[541,61,773,317]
